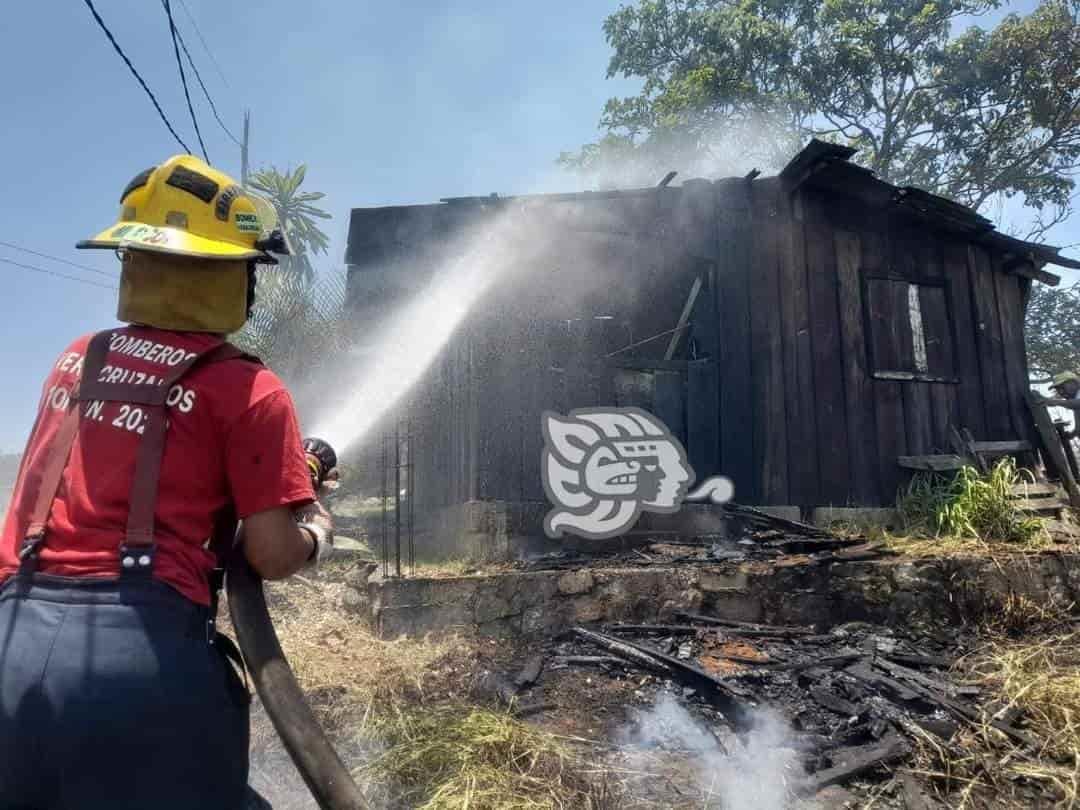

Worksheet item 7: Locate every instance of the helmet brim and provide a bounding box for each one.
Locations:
[77,221,275,262]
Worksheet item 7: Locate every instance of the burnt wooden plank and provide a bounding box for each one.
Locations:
[465,327,480,501]
[444,332,464,507]
[475,320,515,500]
[431,350,452,511]
[921,240,958,451]
[592,365,617,411]
[994,267,1037,448]
[654,370,685,445]
[686,264,721,478]
[969,246,1012,439]
[974,440,1033,454]
[860,225,905,503]
[898,454,966,471]
[864,278,902,371]
[941,241,987,439]
[780,192,819,507]
[748,179,789,504]
[836,227,883,504]
[1011,497,1066,513]
[687,359,719,477]
[1009,481,1058,496]
[797,734,908,796]
[803,192,850,504]
[1027,393,1080,507]
[520,361,545,502]
[716,180,756,502]
[445,338,461,507]
[892,222,935,457]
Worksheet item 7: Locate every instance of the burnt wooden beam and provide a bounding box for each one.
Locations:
[1009,482,1060,497]
[971,440,1033,454]
[872,656,1037,749]
[1011,497,1067,513]
[572,627,672,674]
[897,454,966,471]
[796,733,908,796]
[723,502,834,537]
[573,627,754,723]
[674,613,816,636]
[779,139,858,193]
[1027,393,1080,508]
[664,275,703,360]
[1002,256,1061,287]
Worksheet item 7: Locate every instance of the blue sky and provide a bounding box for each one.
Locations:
[0,0,1075,452]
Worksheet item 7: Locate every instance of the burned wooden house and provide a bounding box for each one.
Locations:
[344,140,1078,554]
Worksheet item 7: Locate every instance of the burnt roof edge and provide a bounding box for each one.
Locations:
[781,139,1074,281]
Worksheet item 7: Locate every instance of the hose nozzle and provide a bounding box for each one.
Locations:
[302,437,338,491]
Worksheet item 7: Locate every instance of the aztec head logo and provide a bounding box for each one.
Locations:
[541,407,731,540]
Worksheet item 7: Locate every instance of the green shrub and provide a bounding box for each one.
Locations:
[897,457,1044,543]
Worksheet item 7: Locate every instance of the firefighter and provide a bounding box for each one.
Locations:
[0,155,334,810]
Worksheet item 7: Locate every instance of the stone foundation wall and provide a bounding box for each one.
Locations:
[347,552,1080,639]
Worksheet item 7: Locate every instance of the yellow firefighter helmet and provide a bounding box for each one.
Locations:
[76,154,288,262]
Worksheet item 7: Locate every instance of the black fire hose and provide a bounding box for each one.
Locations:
[227,555,369,810]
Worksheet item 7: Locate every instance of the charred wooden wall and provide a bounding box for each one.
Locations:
[346,176,1038,525]
[703,177,1036,507]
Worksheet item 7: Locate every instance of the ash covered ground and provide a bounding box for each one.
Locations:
[237,539,1080,810]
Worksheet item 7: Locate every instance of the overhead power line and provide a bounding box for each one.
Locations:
[166,3,240,146]
[176,0,230,89]
[163,0,210,163]
[0,257,118,291]
[80,0,192,154]
[0,241,119,279]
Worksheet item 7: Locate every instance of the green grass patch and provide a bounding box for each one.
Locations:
[896,457,1046,545]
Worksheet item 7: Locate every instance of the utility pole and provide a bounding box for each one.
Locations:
[240,109,250,187]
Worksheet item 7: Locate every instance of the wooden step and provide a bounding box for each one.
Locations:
[971,440,1034,456]
[898,455,965,472]
[1012,497,1068,514]
[1009,483,1062,498]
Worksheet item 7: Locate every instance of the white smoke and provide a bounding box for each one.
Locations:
[569,112,801,190]
[619,692,803,810]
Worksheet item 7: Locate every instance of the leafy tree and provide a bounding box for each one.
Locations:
[1025,282,1080,379]
[247,165,332,284]
[565,0,1080,236]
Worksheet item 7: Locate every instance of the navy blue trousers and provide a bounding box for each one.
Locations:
[0,575,250,810]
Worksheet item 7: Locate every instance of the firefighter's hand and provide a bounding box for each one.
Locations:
[295,500,334,568]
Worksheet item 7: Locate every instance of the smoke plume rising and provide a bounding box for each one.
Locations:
[620,692,803,810]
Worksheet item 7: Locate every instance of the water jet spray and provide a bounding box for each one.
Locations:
[310,209,532,455]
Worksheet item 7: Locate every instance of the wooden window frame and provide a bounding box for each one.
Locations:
[861,271,960,384]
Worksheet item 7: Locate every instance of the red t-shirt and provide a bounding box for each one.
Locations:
[0,326,315,605]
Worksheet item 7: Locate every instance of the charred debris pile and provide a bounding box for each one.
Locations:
[454,509,1075,805]
[473,606,1068,805]
[517,503,886,573]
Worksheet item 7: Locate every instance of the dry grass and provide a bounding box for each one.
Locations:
[361,706,614,809]
[911,626,1080,808]
[882,530,1061,558]
[245,567,617,810]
